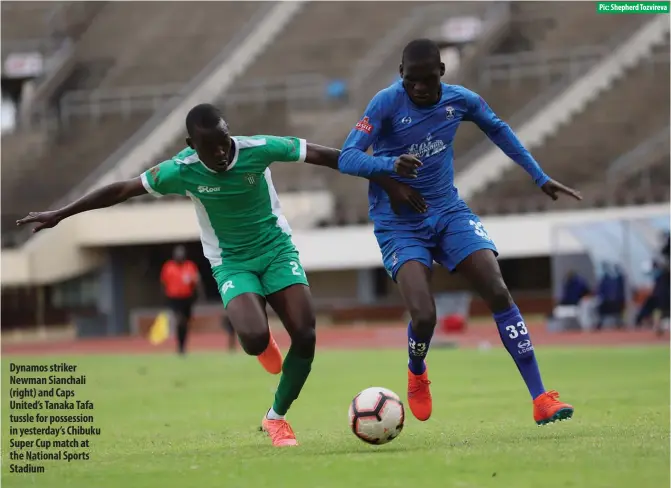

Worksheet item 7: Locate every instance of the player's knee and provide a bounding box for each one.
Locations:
[486,280,514,313]
[290,320,316,358]
[409,306,436,335]
[237,328,271,356]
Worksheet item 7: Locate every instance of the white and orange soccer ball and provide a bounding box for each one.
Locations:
[348,387,405,445]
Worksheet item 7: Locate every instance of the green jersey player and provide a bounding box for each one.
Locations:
[17,103,427,447]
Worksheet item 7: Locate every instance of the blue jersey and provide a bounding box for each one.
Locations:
[338,81,549,222]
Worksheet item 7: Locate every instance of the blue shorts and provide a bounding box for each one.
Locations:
[374,204,498,281]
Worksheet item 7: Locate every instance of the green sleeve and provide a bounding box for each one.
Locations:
[140,160,185,197]
[263,136,307,164]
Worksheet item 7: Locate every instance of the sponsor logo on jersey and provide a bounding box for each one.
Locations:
[445,106,455,119]
[354,116,373,134]
[198,185,220,193]
[408,133,447,160]
[245,174,256,185]
[401,116,412,124]
[221,280,235,295]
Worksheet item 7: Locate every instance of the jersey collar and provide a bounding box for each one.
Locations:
[226,137,240,171]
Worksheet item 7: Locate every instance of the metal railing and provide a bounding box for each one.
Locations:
[478,45,608,85]
[55,73,332,123]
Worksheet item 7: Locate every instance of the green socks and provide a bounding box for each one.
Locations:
[271,348,313,416]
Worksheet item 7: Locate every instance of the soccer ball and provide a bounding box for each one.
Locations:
[348,387,405,445]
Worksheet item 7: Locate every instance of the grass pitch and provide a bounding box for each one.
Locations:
[2,346,669,488]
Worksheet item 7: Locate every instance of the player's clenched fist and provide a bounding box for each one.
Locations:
[394,154,422,178]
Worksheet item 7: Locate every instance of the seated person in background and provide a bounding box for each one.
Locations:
[653,233,670,334]
[596,263,625,330]
[559,270,591,306]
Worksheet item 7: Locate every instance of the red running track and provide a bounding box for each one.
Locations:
[1,323,667,356]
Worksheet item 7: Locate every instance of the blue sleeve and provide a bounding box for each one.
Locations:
[462,88,549,187]
[338,92,397,177]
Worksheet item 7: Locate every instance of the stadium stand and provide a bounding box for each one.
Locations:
[72,2,263,89]
[0,1,101,45]
[2,2,669,236]
[1,2,267,238]
[452,4,648,170]
[468,30,670,215]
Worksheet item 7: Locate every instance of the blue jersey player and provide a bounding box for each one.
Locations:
[338,39,581,426]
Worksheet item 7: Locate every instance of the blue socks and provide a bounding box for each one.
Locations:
[493,304,545,399]
[407,321,432,375]
[405,305,545,399]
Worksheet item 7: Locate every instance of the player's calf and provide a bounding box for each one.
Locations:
[396,262,435,421]
[264,284,317,423]
[494,303,546,399]
[493,302,575,423]
[269,325,315,418]
[406,318,434,422]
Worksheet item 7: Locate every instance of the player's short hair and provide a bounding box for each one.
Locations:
[401,38,441,65]
[185,103,226,137]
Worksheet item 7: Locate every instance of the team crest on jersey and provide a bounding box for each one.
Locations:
[445,106,455,119]
[149,165,160,179]
[245,173,256,185]
[401,116,412,124]
[354,116,373,134]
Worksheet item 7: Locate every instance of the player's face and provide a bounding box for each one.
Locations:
[400,60,444,107]
[189,124,232,172]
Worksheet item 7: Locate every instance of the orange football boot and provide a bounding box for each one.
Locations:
[533,390,574,425]
[261,416,299,446]
[407,366,432,421]
[257,334,282,375]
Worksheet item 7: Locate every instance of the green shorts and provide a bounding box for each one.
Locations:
[212,243,309,307]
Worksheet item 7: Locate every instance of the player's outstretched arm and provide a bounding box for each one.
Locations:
[462,88,581,201]
[16,178,147,233]
[304,142,341,169]
[304,143,427,214]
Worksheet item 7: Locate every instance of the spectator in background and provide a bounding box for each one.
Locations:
[636,233,670,332]
[596,262,624,330]
[160,245,203,355]
[636,260,662,328]
[560,270,591,306]
[613,264,627,323]
[653,232,670,335]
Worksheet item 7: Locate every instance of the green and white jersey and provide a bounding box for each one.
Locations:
[140,135,307,266]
